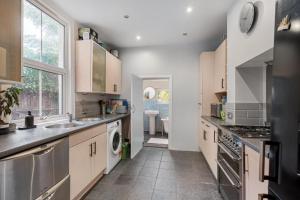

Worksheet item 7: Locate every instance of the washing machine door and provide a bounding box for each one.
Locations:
[110,128,121,155]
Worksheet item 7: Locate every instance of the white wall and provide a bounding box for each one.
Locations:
[120,43,211,151]
[235,67,265,103]
[227,0,276,103]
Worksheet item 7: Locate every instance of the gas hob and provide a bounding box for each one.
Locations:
[223,125,271,138]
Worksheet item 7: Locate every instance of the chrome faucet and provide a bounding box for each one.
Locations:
[67,113,72,123]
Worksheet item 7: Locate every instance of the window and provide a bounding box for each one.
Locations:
[13,1,67,120]
[158,90,169,103]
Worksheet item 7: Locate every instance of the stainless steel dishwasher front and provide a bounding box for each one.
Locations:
[0,138,69,200]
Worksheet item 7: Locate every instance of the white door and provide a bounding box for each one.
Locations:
[130,74,144,158]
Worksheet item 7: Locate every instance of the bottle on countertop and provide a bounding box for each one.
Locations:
[25,111,34,128]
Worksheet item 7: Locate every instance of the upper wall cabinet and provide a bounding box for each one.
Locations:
[0,0,22,83]
[76,40,106,93]
[76,40,122,94]
[227,0,276,68]
[106,52,122,95]
[199,52,218,116]
[214,40,227,93]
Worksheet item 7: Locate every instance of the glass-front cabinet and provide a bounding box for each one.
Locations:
[0,0,22,83]
[92,43,106,92]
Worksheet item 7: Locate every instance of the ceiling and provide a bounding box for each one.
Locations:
[49,0,237,48]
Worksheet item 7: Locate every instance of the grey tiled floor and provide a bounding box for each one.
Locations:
[84,147,223,200]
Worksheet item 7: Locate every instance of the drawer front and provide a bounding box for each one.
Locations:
[0,138,69,200]
[70,124,107,147]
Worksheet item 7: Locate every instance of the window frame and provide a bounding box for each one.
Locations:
[20,0,70,120]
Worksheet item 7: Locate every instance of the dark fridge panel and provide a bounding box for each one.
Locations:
[270,0,300,199]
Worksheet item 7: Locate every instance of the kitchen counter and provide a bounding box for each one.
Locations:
[0,113,130,159]
[202,116,269,153]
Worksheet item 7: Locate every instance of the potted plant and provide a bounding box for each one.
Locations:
[0,87,22,125]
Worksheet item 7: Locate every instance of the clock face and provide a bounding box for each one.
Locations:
[239,2,256,33]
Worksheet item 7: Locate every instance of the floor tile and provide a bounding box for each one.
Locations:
[152,190,177,200]
[144,160,161,168]
[139,166,159,178]
[155,178,178,192]
[133,176,156,189]
[113,175,136,186]
[83,147,223,200]
[157,168,178,180]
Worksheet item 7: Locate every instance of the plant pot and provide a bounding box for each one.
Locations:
[1,113,12,124]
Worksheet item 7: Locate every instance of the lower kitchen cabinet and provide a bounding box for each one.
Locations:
[199,119,218,179]
[69,124,107,200]
[244,146,269,200]
[92,133,107,179]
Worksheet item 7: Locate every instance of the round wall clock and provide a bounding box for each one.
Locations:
[239,2,256,33]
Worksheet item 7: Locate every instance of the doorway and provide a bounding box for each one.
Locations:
[130,75,172,158]
[143,79,170,148]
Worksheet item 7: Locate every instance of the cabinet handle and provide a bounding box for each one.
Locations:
[93,142,97,155]
[113,84,117,92]
[213,130,216,143]
[221,78,224,89]
[203,130,207,141]
[205,124,210,128]
[89,143,93,157]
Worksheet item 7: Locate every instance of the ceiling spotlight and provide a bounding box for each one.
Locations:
[136,35,141,40]
[124,15,130,19]
[182,32,188,36]
[187,7,193,13]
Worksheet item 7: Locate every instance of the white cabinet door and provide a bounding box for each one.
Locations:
[245,146,269,200]
[106,52,122,94]
[207,125,218,179]
[199,119,218,179]
[92,133,107,179]
[214,40,227,93]
[70,139,92,199]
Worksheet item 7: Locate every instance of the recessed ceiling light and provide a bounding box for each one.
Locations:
[187,7,193,13]
[182,32,188,36]
[136,35,141,40]
[124,15,130,19]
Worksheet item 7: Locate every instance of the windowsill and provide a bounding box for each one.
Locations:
[12,115,68,127]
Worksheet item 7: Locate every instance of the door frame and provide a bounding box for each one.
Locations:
[139,74,173,149]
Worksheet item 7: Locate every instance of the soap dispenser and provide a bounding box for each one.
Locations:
[25,111,34,128]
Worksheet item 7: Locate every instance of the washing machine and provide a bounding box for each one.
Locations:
[105,120,122,174]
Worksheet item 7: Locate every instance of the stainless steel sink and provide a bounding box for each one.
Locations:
[77,117,104,122]
[45,122,84,129]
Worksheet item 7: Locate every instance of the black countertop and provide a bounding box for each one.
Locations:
[0,113,130,159]
[201,116,270,153]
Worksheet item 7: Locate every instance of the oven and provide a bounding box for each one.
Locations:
[217,129,244,200]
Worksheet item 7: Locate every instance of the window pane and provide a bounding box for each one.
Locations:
[12,67,63,120]
[12,67,40,120]
[42,13,64,68]
[41,70,63,116]
[23,1,41,62]
[23,0,65,68]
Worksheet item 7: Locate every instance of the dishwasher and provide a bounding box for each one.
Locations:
[0,138,70,200]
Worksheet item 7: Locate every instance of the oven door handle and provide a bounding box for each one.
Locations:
[218,142,241,161]
[216,159,241,189]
